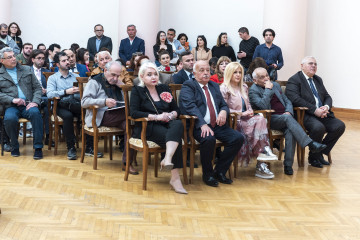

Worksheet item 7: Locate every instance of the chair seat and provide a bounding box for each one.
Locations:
[271,129,284,136]
[84,125,122,133]
[194,139,222,144]
[51,115,78,122]
[19,118,30,123]
[129,138,161,148]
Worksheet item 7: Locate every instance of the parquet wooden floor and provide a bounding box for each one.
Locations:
[0,119,359,240]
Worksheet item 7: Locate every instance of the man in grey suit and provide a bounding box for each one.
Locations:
[249,67,326,175]
[87,24,113,61]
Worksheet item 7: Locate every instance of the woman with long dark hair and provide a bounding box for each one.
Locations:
[191,35,212,61]
[211,32,236,61]
[153,31,173,66]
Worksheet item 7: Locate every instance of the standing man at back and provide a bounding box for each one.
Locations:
[167,28,184,65]
[237,27,259,73]
[87,24,113,61]
[118,24,145,66]
[253,28,283,80]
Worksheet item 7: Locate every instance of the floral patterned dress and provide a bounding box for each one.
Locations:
[220,84,269,166]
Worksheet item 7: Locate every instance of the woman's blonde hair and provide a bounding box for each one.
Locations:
[223,62,247,98]
[215,56,231,79]
[138,62,159,87]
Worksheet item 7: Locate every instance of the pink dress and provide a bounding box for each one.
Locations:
[220,84,269,166]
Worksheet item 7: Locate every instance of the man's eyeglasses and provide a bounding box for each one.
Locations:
[2,55,16,60]
[35,57,45,60]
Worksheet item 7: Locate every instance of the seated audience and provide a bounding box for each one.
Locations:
[0,23,20,54]
[179,60,244,187]
[209,57,218,76]
[76,48,90,71]
[47,52,103,160]
[157,50,176,72]
[210,56,231,84]
[37,43,46,52]
[191,35,212,62]
[177,33,191,52]
[29,49,52,146]
[91,51,112,76]
[153,31,173,66]
[70,43,79,53]
[128,52,143,75]
[285,56,345,168]
[0,47,43,159]
[220,62,277,179]
[130,62,187,194]
[173,51,195,84]
[244,57,268,82]
[167,28,184,64]
[82,60,137,174]
[175,58,182,72]
[211,32,236,61]
[8,22,22,52]
[248,67,327,175]
[16,43,33,64]
[54,49,88,77]
[46,43,61,69]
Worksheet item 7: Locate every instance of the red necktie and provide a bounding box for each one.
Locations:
[203,85,216,127]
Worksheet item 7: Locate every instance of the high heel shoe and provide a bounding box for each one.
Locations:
[160,160,174,171]
[170,179,188,194]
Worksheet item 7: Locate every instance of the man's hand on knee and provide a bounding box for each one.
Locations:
[12,98,25,106]
[26,102,38,111]
[201,124,214,138]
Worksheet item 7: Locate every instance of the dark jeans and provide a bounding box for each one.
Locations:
[57,105,92,149]
[193,124,244,177]
[4,106,43,149]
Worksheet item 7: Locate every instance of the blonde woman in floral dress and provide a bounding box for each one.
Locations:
[220,62,277,179]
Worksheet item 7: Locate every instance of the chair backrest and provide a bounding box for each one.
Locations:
[42,72,55,83]
[88,61,95,68]
[168,84,182,105]
[86,72,92,77]
[50,67,56,72]
[120,85,134,140]
[76,77,89,99]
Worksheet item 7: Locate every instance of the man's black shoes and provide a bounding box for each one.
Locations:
[33,148,43,160]
[214,172,233,184]
[203,176,219,187]
[11,148,20,157]
[309,159,323,168]
[67,147,77,160]
[284,166,294,175]
[308,141,327,153]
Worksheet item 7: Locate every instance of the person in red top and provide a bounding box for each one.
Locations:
[210,56,230,84]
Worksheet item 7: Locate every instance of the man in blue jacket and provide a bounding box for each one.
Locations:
[118,25,145,66]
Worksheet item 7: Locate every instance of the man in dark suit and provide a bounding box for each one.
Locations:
[179,60,244,187]
[87,24,113,61]
[286,56,345,168]
[118,24,145,66]
[249,67,327,175]
[173,51,194,84]
[54,49,88,77]
[29,50,52,146]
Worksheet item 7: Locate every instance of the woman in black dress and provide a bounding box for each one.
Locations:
[130,62,187,194]
[211,32,236,62]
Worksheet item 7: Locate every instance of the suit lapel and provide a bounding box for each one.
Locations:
[298,72,314,97]
[208,82,220,112]
[194,80,207,105]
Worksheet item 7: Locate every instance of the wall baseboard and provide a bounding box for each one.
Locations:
[332,107,360,120]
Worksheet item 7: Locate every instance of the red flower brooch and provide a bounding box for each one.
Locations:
[165,66,171,72]
[160,92,173,103]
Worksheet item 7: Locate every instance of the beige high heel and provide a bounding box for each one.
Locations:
[170,179,188,194]
[160,160,174,171]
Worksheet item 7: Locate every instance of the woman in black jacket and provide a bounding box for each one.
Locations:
[211,32,236,62]
[153,31,173,66]
[130,62,187,194]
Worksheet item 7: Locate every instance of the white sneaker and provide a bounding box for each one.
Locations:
[255,162,274,179]
[257,146,278,161]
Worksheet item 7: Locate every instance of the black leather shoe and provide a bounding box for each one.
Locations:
[284,166,293,175]
[202,176,219,187]
[186,160,198,168]
[309,159,323,168]
[308,141,327,153]
[214,172,233,184]
[318,156,330,166]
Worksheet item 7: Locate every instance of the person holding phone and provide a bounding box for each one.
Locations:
[177,33,191,52]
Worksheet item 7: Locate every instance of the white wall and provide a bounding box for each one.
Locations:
[159,0,264,56]
[11,0,120,57]
[305,0,360,109]
[0,0,12,24]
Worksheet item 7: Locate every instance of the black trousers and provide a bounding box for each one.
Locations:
[193,124,244,177]
[304,114,345,160]
[147,120,183,169]
[57,105,92,149]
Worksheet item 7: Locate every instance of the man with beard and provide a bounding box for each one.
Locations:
[0,47,43,159]
[0,24,20,55]
[54,49,88,77]
[173,51,195,84]
[47,52,103,160]
[16,43,33,64]
[253,28,283,80]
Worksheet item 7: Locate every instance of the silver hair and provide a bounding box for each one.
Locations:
[104,60,122,71]
[0,47,13,59]
[96,51,112,62]
[192,60,208,73]
[301,56,316,64]
[252,67,267,79]
[138,61,159,87]
[127,24,136,29]
[0,23,8,29]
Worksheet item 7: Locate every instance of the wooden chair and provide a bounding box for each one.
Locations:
[121,85,188,190]
[86,72,92,77]
[77,77,125,170]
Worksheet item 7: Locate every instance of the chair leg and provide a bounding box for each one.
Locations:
[109,135,113,160]
[80,130,85,163]
[182,146,188,185]
[74,123,79,148]
[328,152,332,164]
[48,121,52,150]
[93,133,98,170]
[23,122,26,145]
[142,149,149,190]
[54,124,59,155]
[154,153,159,178]
[296,143,302,167]
[104,136,108,153]
[278,138,284,160]
[233,158,238,179]
[124,142,131,181]
[189,147,195,184]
